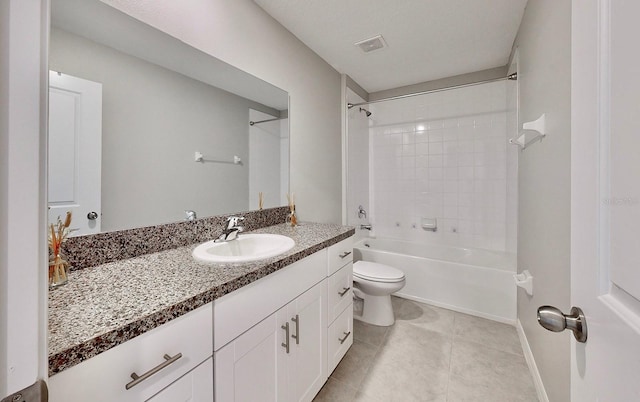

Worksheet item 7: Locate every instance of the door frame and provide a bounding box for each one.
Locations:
[0,0,49,397]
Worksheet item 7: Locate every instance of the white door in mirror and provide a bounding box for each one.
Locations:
[48,71,102,236]
[192,234,295,263]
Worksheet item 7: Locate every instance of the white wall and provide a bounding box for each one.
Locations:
[512,1,572,401]
[101,0,343,223]
[280,118,290,206]
[345,88,369,241]
[368,81,515,252]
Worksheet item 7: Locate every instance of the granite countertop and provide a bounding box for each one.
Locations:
[48,222,354,376]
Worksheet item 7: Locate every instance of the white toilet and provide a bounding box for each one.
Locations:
[352,260,406,326]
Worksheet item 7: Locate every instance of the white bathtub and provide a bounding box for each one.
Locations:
[353,238,517,323]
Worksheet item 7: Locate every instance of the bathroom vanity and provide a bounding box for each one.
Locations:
[47,222,354,402]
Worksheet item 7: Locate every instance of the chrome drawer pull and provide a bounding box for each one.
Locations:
[338,331,351,344]
[126,353,182,390]
[338,251,352,259]
[281,322,290,353]
[291,315,300,345]
[338,287,351,297]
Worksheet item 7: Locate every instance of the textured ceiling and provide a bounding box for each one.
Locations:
[254,0,527,93]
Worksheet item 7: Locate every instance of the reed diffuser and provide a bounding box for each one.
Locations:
[48,211,72,288]
[286,192,297,226]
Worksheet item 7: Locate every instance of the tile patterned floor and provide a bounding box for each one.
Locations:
[314,297,539,402]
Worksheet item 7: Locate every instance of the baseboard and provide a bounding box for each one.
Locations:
[516,319,549,402]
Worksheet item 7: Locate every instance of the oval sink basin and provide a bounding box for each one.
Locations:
[192,234,295,263]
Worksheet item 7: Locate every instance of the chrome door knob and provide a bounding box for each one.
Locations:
[537,305,587,343]
[87,211,99,220]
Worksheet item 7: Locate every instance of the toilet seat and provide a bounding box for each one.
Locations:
[353,261,405,283]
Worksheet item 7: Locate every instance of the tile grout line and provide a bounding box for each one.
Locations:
[445,312,457,401]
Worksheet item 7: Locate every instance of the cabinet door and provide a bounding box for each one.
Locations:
[147,357,213,402]
[328,304,353,375]
[287,280,328,402]
[215,309,289,402]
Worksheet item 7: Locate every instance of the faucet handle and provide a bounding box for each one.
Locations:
[226,216,245,229]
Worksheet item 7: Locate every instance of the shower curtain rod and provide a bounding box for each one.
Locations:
[249,117,280,126]
[347,76,508,109]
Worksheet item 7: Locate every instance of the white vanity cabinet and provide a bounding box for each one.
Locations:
[48,303,213,402]
[213,251,328,402]
[214,280,327,402]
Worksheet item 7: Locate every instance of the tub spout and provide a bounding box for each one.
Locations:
[360,224,372,230]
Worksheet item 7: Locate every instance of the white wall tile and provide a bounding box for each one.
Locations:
[367,81,511,252]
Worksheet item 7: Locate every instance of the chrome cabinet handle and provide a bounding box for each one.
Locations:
[338,287,351,297]
[339,251,352,259]
[126,353,182,390]
[281,322,290,353]
[291,315,300,345]
[338,331,351,344]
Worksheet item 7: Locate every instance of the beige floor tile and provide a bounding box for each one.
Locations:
[317,299,537,402]
[378,321,452,371]
[450,339,537,399]
[358,324,450,402]
[352,389,387,402]
[392,296,456,335]
[358,355,448,402]
[453,312,523,355]
[353,319,390,347]
[331,339,378,389]
[313,377,358,402]
[447,373,539,402]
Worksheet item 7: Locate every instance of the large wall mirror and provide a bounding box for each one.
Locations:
[48,0,289,235]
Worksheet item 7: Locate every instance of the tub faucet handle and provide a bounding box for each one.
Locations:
[358,205,367,219]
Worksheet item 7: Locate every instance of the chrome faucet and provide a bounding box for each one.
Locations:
[185,210,197,221]
[215,216,245,242]
[360,224,372,231]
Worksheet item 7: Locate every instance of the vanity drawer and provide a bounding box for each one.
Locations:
[328,303,353,374]
[327,236,354,276]
[49,303,213,402]
[328,262,353,324]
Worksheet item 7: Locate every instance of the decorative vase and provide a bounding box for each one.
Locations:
[49,253,69,289]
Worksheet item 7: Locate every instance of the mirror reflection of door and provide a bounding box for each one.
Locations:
[48,71,102,236]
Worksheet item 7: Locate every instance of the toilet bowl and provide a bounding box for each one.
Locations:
[352,261,406,326]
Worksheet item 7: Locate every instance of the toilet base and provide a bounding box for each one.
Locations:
[353,293,395,327]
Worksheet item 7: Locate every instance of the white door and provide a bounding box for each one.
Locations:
[571,1,640,400]
[48,71,102,235]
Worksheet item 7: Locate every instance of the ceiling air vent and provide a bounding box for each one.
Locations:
[355,35,387,53]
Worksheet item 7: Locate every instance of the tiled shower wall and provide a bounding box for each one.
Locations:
[369,81,517,252]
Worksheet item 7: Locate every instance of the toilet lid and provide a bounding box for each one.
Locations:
[353,261,405,283]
